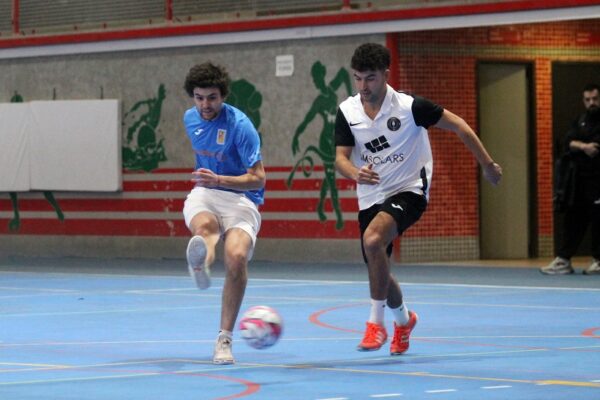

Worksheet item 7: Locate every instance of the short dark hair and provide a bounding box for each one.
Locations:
[583,83,600,93]
[351,43,391,72]
[184,62,231,98]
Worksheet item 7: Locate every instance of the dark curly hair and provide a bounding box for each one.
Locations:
[184,62,231,98]
[351,43,390,72]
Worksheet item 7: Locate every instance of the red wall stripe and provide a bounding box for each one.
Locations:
[118,178,355,192]
[0,197,360,213]
[0,218,360,238]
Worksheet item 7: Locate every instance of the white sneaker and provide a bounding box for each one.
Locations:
[213,333,235,365]
[186,236,210,289]
[540,257,574,275]
[583,258,600,275]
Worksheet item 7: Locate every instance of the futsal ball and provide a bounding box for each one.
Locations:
[239,305,283,349]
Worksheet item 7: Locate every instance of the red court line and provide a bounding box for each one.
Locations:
[310,304,600,352]
[31,365,261,400]
[582,327,600,338]
[309,303,365,333]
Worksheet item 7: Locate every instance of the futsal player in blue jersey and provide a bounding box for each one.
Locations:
[182,62,265,365]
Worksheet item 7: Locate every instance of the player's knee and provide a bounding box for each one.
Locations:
[225,250,249,273]
[362,232,385,255]
[227,263,248,285]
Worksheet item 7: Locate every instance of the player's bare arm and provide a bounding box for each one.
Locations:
[192,160,266,190]
[335,146,380,185]
[434,109,502,186]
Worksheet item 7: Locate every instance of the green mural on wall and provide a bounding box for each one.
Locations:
[227,79,264,145]
[6,91,65,232]
[122,84,168,172]
[288,62,352,230]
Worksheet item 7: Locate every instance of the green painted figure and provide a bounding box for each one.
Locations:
[7,91,64,231]
[227,79,264,146]
[122,84,168,171]
[288,62,352,230]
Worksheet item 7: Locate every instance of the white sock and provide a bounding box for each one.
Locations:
[389,302,410,326]
[219,330,232,339]
[368,299,386,325]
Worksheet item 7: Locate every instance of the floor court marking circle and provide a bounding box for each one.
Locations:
[582,327,600,338]
[0,359,261,399]
[310,303,600,352]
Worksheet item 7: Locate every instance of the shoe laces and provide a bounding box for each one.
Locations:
[217,335,232,351]
[364,323,384,342]
[392,324,409,345]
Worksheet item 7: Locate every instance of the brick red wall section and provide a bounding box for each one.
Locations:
[397,54,480,238]
[393,19,600,248]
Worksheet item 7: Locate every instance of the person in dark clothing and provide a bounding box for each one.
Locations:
[542,83,600,275]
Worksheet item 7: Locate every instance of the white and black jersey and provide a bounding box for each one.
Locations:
[335,85,443,210]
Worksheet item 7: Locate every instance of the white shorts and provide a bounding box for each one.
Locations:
[183,187,261,251]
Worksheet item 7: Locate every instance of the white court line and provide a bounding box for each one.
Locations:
[2,269,600,291]
[0,286,76,293]
[402,282,600,292]
[316,398,348,400]
[130,288,600,312]
[481,385,512,389]
[0,305,221,318]
[420,335,595,340]
[425,389,457,393]
[0,336,361,349]
[370,393,403,397]
[0,361,270,387]
[410,301,600,311]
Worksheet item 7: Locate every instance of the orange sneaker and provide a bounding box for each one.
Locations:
[390,311,418,355]
[357,322,388,351]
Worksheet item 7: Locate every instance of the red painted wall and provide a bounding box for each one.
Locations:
[390,19,600,253]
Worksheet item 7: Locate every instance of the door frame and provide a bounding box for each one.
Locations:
[476,60,538,257]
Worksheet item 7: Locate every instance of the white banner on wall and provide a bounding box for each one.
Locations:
[0,104,31,191]
[0,100,121,192]
[29,100,122,191]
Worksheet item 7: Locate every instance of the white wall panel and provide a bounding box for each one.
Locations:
[29,100,121,191]
[0,104,31,191]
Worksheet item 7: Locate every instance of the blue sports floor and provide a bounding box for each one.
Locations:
[0,257,599,399]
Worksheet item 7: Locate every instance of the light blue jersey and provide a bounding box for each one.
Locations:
[184,103,264,205]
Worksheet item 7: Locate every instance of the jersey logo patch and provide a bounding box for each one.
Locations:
[217,129,226,145]
[387,117,401,131]
[365,135,390,153]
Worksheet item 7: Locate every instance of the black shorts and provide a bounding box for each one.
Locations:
[358,191,427,263]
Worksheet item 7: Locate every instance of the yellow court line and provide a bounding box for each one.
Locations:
[237,361,600,389]
[2,358,599,389]
[0,361,259,386]
[0,362,69,368]
[539,380,600,388]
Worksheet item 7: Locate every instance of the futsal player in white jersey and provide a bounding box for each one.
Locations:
[182,62,265,364]
[335,43,502,355]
